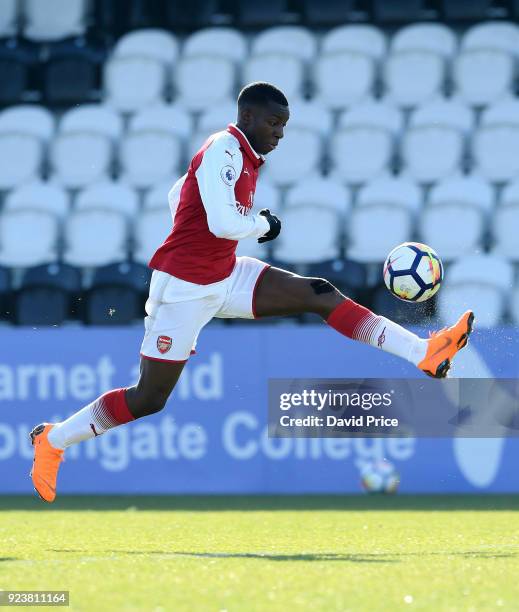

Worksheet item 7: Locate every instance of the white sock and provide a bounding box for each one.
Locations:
[359,316,428,365]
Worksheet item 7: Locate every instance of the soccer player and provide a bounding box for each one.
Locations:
[30,82,474,502]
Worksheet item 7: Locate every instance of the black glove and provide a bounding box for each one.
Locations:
[257,209,281,243]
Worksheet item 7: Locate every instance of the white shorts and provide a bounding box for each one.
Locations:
[140,256,270,362]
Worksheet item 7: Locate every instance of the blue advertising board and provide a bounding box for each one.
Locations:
[1,324,518,494]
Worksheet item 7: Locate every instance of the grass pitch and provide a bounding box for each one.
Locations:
[1,495,519,611]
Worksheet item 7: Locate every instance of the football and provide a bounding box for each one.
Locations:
[361,460,400,494]
[383,242,443,302]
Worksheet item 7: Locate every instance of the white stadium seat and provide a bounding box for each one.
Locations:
[144,179,177,210]
[429,172,494,214]
[0,0,18,37]
[474,98,519,182]
[511,285,519,325]
[183,28,247,63]
[286,176,351,216]
[5,181,69,219]
[392,23,457,58]
[438,253,514,327]
[331,99,402,184]
[133,209,173,265]
[273,207,341,264]
[253,180,281,211]
[357,173,421,213]
[261,127,322,187]
[402,97,472,183]
[0,210,59,267]
[346,205,413,263]
[0,105,55,189]
[120,106,187,188]
[251,26,317,61]
[104,57,166,113]
[52,105,123,189]
[175,56,235,112]
[76,181,139,219]
[243,54,304,100]
[384,51,445,108]
[288,99,333,136]
[386,22,456,108]
[492,183,519,260]
[113,29,179,65]
[314,52,375,110]
[64,209,128,267]
[23,0,87,41]
[321,25,387,59]
[198,100,236,133]
[455,22,519,106]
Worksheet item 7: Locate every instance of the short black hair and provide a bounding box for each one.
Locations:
[238,82,288,108]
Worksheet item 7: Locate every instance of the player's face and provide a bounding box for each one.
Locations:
[241,101,290,155]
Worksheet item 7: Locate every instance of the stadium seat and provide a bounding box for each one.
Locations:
[175,56,235,112]
[0,0,18,36]
[0,40,37,105]
[402,97,472,183]
[64,209,128,267]
[510,285,519,325]
[0,210,59,267]
[242,54,305,100]
[438,254,514,327]
[429,172,494,214]
[385,25,455,109]
[144,179,176,210]
[5,181,69,219]
[372,284,434,325]
[52,105,123,188]
[85,262,149,325]
[303,0,357,27]
[346,205,413,263]
[321,24,386,57]
[331,99,402,184]
[419,203,485,261]
[113,29,179,65]
[188,100,236,159]
[492,180,519,260]
[314,53,375,111]
[23,0,88,41]
[372,0,426,22]
[183,28,247,64]
[120,106,189,188]
[273,206,341,264]
[0,265,12,320]
[455,22,519,106]
[254,180,281,211]
[104,56,166,112]
[357,173,422,213]
[43,40,101,105]
[76,181,139,219]
[251,26,317,61]
[0,105,55,189]
[473,98,519,182]
[235,237,265,259]
[15,263,81,326]
[133,208,173,265]
[261,127,322,187]
[286,176,351,216]
[236,0,291,27]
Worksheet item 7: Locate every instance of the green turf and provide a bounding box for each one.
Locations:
[1,495,519,611]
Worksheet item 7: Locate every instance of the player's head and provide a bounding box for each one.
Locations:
[236,82,289,155]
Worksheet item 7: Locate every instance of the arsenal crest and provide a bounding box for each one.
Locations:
[157,335,172,354]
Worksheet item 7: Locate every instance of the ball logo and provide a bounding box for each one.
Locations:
[157,335,172,354]
[220,165,236,186]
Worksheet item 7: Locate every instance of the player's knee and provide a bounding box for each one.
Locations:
[129,387,170,417]
[309,277,336,297]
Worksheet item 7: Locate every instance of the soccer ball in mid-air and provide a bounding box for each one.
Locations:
[383,242,443,302]
[360,460,400,494]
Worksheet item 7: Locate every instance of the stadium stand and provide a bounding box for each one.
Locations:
[0,1,518,326]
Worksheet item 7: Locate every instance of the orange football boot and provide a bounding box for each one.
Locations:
[418,310,475,378]
[30,424,64,503]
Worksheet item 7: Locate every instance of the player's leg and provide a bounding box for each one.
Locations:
[254,266,474,378]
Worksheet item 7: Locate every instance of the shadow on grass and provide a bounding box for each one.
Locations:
[3,494,519,512]
[48,548,519,561]
[0,557,18,562]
